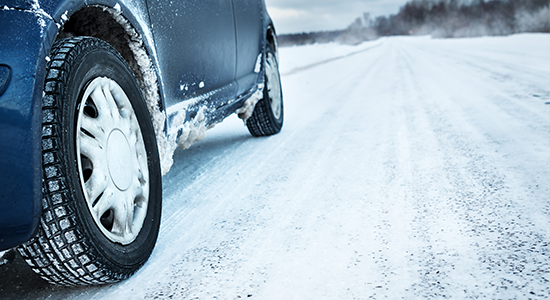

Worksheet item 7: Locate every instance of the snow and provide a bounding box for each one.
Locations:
[164,79,264,158]
[29,0,52,32]
[236,83,265,122]
[1,34,549,299]
[173,108,208,150]
[0,250,9,265]
[60,11,68,23]
[0,0,55,34]
[254,53,262,73]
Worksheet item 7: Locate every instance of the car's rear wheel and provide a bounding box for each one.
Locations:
[246,40,284,136]
[18,37,162,286]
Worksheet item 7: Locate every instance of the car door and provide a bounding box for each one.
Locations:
[146,0,238,112]
[232,0,263,95]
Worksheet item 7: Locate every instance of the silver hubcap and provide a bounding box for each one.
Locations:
[266,52,282,119]
[76,77,149,245]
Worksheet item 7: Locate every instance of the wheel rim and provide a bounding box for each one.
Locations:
[76,77,150,245]
[265,52,282,119]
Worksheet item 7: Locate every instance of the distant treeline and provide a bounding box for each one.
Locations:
[278,0,550,46]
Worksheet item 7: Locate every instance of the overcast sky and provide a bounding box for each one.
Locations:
[265,0,410,34]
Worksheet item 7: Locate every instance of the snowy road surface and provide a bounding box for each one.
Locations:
[1,34,549,299]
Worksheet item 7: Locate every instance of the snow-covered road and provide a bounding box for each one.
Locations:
[1,34,549,299]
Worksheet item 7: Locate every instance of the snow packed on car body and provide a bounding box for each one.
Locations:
[0,0,283,285]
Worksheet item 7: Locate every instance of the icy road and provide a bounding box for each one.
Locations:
[1,34,549,299]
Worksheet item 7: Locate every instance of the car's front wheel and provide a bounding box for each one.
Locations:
[18,37,162,286]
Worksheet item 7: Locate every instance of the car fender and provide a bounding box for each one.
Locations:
[0,8,54,251]
[0,0,164,251]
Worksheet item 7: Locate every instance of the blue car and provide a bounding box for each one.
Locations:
[0,0,283,285]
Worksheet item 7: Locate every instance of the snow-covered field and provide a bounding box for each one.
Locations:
[1,34,549,299]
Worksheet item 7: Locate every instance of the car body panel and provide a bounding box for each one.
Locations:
[147,0,238,106]
[0,9,53,251]
[233,0,264,95]
[0,0,273,252]
[146,0,240,129]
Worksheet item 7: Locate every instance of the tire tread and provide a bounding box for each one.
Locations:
[245,41,283,137]
[18,37,132,286]
[246,98,280,137]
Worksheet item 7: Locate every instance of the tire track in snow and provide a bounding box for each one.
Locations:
[249,47,398,299]
[281,40,383,76]
[388,40,497,298]
[404,39,549,125]
[394,38,550,298]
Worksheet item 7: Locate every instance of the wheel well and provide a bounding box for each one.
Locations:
[57,7,141,85]
[56,6,169,175]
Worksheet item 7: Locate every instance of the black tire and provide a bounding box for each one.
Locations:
[18,37,162,286]
[246,40,284,137]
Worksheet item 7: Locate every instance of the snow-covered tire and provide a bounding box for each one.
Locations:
[18,37,162,286]
[246,40,284,137]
